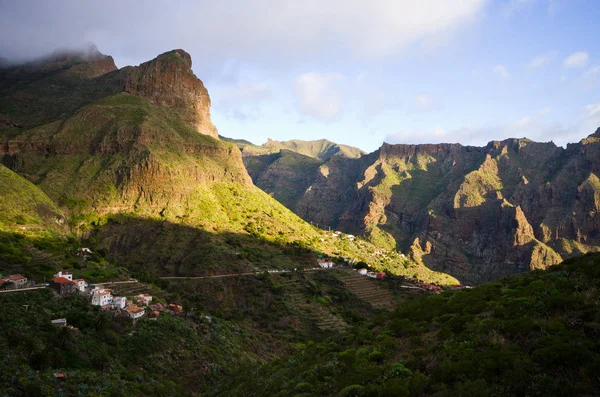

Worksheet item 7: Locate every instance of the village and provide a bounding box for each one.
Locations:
[1,244,469,328]
[1,259,184,325]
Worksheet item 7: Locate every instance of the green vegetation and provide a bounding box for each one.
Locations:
[222,253,600,396]
[0,164,64,232]
[91,181,457,285]
[0,289,265,396]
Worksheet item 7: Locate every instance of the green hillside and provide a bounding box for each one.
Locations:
[222,253,600,396]
[0,164,64,233]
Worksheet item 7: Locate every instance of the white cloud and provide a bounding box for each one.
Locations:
[0,0,490,66]
[295,72,345,121]
[527,52,557,70]
[385,103,600,148]
[493,65,512,80]
[211,75,274,121]
[563,52,590,69]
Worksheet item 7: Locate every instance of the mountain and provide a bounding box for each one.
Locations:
[0,48,453,285]
[260,138,365,160]
[243,135,600,284]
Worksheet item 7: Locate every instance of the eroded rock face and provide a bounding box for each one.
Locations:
[0,48,248,218]
[124,49,218,139]
[245,133,600,284]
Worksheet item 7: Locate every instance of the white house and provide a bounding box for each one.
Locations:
[358,268,368,275]
[72,279,88,292]
[113,296,126,309]
[91,288,112,306]
[317,259,335,269]
[53,271,72,281]
[124,305,145,320]
[366,272,378,279]
[2,275,28,288]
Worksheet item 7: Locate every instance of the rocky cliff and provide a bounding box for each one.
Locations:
[123,49,218,138]
[244,133,600,284]
[0,48,246,219]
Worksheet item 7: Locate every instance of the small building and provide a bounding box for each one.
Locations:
[54,373,68,381]
[91,288,112,306]
[51,318,67,327]
[148,310,160,318]
[169,304,183,313]
[155,303,165,311]
[50,277,76,295]
[72,279,88,292]
[53,271,72,281]
[376,272,386,280]
[0,274,28,289]
[366,272,378,279]
[358,268,368,275]
[317,259,335,269]
[136,294,152,305]
[113,296,126,309]
[124,305,145,320]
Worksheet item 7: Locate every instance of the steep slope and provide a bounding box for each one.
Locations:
[243,134,600,284]
[233,137,371,222]
[0,48,453,285]
[223,253,600,396]
[0,164,64,233]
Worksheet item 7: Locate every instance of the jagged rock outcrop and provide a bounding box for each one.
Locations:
[243,133,600,284]
[123,49,218,138]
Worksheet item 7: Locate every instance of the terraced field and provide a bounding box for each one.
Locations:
[101,282,151,296]
[339,271,396,309]
[278,276,349,333]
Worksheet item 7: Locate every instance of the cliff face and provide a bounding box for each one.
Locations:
[244,134,600,284]
[0,48,248,219]
[123,50,218,138]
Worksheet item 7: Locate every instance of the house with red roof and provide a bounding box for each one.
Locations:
[72,279,88,292]
[50,277,76,295]
[124,305,145,320]
[91,288,112,306]
[0,274,28,289]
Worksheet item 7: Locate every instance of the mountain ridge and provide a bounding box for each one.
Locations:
[243,133,600,284]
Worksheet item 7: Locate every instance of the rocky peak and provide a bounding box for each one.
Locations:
[588,127,600,139]
[123,49,218,139]
[44,44,117,77]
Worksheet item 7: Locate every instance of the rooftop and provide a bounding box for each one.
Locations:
[52,277,73,284]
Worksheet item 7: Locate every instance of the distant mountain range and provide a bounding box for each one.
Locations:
[234,132,600,284]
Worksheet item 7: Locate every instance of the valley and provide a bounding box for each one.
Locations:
[0,44,599,396]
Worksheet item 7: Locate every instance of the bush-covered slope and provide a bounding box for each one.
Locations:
[221,253,600,396]
[0,164,64,233]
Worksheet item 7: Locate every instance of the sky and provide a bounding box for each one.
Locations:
[1,0,599,153]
